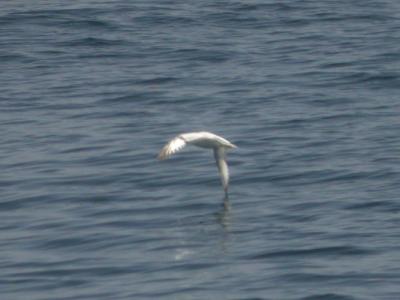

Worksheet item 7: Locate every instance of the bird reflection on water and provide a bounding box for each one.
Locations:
[216,195,231,230]
[173,195,233,261]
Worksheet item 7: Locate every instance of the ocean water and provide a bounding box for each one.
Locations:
[1,1,400,299]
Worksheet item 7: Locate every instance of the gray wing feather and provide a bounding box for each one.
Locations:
[158,137,186,160]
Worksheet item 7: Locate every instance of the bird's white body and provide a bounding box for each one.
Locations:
[158,132,236,195]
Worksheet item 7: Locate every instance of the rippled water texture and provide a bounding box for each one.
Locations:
[1,1,400,299]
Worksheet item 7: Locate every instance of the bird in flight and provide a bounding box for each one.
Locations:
[158,132,236,195]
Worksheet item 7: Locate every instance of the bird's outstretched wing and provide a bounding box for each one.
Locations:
[213,147,229,194]
[158,136,187,160]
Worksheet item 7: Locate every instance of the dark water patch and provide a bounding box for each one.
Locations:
[233,298,266,300]
[59,145,109,155]
[345,200,399,212]
[85,202,217,220]
[17,265,136,278]
[310,12,394,23]
[0,53,34,64]
[0,8,113,31]
[99,91,164,104]
[63,18,117,30]
[298,293,357,300]
[0,11,59,24]
[36,237,91,250]
[157,262,220,272]
[320,61,354,69]
[2,258,93,271]
[309,97,355,107]
[248,246,374,260]
[273,111,362,127]
[280,213,320,223]
[0,277,84,287]
[312,170,381,185]
[171,48,232,63]
[287,201,329,212]
[137,77,179,85]
[335,71,400,87]
[247,168,376,187]
[39,102,94,110]
[0,194,53,211]
[285,271,400,284]
[0,198,30,211]
[96,218,176,230]
[133,15,198,27]
[46,175,120,188]
[360,72,400,88]
[76,52,134,60]
[0,118,38,126]
[2,7,106,19]
[64,109,154,121]
[132,286,208,299]
[60,37,126,47]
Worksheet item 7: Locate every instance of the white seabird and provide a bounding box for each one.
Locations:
[158,131,236,195]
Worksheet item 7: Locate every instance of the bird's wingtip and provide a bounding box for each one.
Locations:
[157,151,167,160]
[158,154,168,160]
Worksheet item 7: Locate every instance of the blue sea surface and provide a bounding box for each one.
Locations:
[1,1,400,299]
